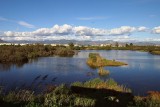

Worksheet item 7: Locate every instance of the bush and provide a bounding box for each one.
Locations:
[134,91,160,107]
[44,84,74,107]
[74,97,96,107]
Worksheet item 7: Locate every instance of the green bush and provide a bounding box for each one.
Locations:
[74,97,96,107]
[44,84,74,107]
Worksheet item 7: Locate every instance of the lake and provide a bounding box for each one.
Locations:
[0,50,160,95]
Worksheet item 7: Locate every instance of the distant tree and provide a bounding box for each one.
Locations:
[110,44,112,47]
[115,42,119,47]
[68,42,74,49]
[130,43,133,46]
[126,43,129,47]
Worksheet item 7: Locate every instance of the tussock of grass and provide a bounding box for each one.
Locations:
[87,53,127,68]
[98,67,110,76]
[103,59,128,66]
[71,78,131,93]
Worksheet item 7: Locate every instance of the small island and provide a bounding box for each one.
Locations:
[87,53,127,68]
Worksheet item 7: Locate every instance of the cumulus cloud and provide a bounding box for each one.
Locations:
[109,26,136,35]
[152,26,160,34]
[18,21,35,28]
[137,26,148,32]
[1,24,151,41]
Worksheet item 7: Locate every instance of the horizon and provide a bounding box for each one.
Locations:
[0,0,160,42]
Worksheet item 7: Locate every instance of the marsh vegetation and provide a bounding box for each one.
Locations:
[86,53,127,76]
[0,78,132,107]
[87,53,127,68]
[75,45,160,55]
[1,78,160,107]
[0,44,75,63]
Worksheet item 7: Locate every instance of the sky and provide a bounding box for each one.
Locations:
[0,0,160,42]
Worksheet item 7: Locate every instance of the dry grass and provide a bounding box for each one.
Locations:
[87,53,127,68]
[150,51,160,55]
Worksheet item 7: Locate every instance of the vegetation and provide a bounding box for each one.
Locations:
[150,51,160,55]
[1,78,160,107]
[68,42,74,49]
[87,53,127,68]
[134,91,160,107]
[0,78,133,107]
[0,44,75,63]
[86,53,127,76]
[75,44,160,56]
[84,45,112,50]
[71,78,131,93]
[98,68,110,76]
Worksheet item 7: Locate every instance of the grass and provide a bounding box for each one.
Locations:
[98,67,110,76]
[150,51,160,55]
[0,78,160,107]
[102,59,128,66]
[86,53,127,68]
[134,91,160,107]
[1,78,160,107]
[71,78,131,93]
[86,53,127,76]
[0,78,133,107]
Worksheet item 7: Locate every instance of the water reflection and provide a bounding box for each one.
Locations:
[0,58,41,72]
[0,62,28,72]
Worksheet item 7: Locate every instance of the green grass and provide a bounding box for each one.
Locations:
[102,59,128,66]
[71,78,131,93]
[87,53,127,68]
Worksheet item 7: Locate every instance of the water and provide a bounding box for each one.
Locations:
[0,50,160,95]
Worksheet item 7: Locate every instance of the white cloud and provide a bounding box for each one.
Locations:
[74,26,106,36]
[0,17,35,29]
[152,26,160,34]
[137,26,148,32]
[77,16,107,20]
[1,24,154,41]
[109,26,136,35]
[18,21,35,28]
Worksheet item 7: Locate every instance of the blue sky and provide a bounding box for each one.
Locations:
[0,0,160,42]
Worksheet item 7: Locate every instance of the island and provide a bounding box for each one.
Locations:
[87,53,127,68]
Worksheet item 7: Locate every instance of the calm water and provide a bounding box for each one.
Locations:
[0,50,160,95]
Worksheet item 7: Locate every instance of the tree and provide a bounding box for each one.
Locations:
[68,42,74,49]
[126,43,129,47]
[115,42,119,47]
[130,43,133,46]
